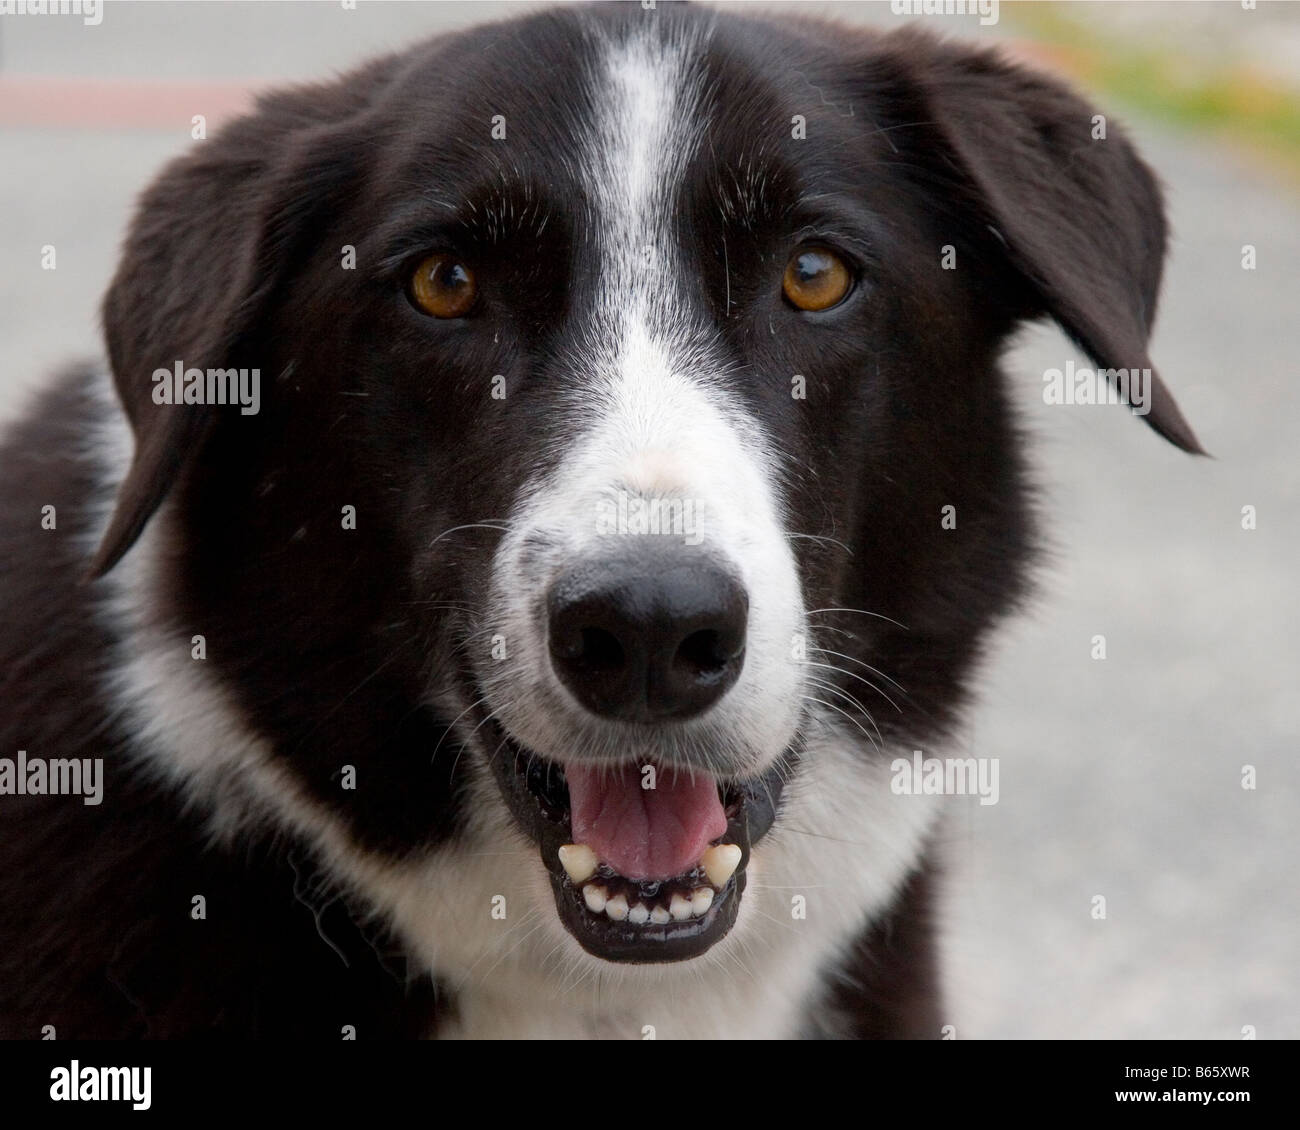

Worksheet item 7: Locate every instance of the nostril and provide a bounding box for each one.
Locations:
[674,629,733,681]
[547,550,748,722]
[577,628,624,673]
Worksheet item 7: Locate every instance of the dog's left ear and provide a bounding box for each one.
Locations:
[887,31,1204,454]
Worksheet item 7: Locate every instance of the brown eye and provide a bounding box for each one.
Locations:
[782,247,852,311]
[410,253,478,318]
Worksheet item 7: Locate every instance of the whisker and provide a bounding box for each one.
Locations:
[448,699,518,782]
[801,694,882,753]
[467,907,545,980]
[804,678,885,750]
[806,607,910,631]
[428,521,508,549]
[430,693,490,765]
[787,532,853,557]
[803,658,904,714]
[779,825,885,849]
[806,645,908,693]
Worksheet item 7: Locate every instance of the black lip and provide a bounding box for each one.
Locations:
[542,786,753,963]
[479,712,792,964]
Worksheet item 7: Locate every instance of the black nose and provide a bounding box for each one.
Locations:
[547,547,748,722]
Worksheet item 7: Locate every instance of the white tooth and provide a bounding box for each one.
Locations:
[670,893,692,921]
[701,844,742,888]
[558,844,598,884]
[583,885,607,913]
[649,905,671,925]
[628,902,650,925]
[691,887,714,917]
[605,894,629,921]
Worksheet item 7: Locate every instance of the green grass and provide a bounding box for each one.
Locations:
[1003,2,1300,180]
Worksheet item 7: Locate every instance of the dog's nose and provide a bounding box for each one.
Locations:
[547,548,748,722]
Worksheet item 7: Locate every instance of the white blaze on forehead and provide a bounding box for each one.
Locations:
[476,22,806,776]
[590,29,706,296]
[580,27,723,489]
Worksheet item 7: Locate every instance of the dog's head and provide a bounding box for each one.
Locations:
[92,5,1200,972]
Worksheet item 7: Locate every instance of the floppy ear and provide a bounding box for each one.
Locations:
[89,92,370,577]
[889,31,1204,455]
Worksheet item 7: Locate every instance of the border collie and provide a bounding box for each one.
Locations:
[0,2,1202,1039]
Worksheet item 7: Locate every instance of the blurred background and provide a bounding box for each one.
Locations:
[1,1,1296,1038]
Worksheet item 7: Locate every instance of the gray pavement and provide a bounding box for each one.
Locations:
[1,1,1296,1039]
[943,112,1300,1038]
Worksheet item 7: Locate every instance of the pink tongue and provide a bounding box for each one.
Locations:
[565,763,727,881]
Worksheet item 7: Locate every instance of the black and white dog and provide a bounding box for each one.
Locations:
[0,2,1201,1039]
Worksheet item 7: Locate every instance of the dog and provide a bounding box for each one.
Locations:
[0,2,1202,1039]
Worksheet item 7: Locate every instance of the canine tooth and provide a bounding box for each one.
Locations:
[670,893,692,921]
[629,902,650,925]
[701,844,742,888]
[691,887,714,917]
[650,905,671,925]
[605,894,629,921]
[583,885,607,913]
[558,844,598,884]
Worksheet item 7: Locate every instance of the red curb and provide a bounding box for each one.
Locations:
[0,75,265,130]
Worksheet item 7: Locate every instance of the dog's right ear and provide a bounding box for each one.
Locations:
[89,92,372,578]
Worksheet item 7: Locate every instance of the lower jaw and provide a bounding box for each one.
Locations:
[482,719,791,964]
[546,797,753,963]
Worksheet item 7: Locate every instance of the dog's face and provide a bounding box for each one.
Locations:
[94,6,1199,980]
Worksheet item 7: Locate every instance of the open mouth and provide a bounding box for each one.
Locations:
[483,719,789,963]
